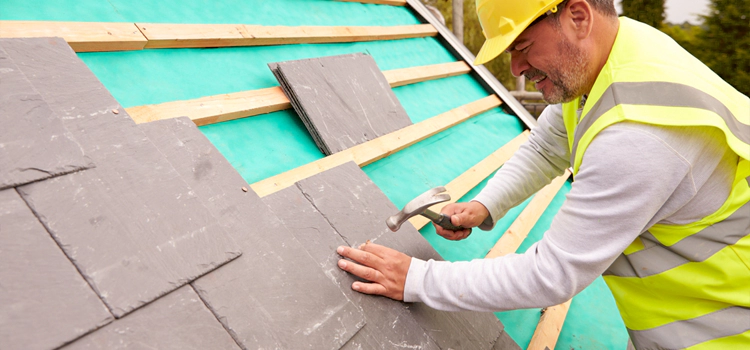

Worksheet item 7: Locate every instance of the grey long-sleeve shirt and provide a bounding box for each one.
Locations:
[403,103,737,311]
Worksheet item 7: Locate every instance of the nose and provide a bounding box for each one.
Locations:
[510,51,530,78]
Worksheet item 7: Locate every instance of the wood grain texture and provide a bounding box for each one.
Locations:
[4,37,241,318]
[0,189,113,350]
[527,299,572,350]
[408,131,530,230]
[481,170,572,350]
[126,61,471,125]
[138,23,437,49]
[485,170,570,259]
[337,0,408,6]
[383,61,471,88]
[126,86,290,126]
[0,21,147,52]
[251,95,502,197]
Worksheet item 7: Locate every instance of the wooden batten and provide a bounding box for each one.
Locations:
[481,170,572,350]
[485,170,570,259]
[336,0,407,6]
[126,87,291,126]
[384,61,471,88]
[408,131,529,230]
[126,61,472,125]
[0,20,148,52]
[251,95,502,197]
[527,299,573,350]
[137,23,437,49]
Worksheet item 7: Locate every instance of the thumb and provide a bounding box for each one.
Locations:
[451,211,466,227]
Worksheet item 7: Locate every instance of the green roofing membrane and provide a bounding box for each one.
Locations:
[1,0,628,348]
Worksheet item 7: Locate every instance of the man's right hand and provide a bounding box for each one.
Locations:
[435,201,490,241]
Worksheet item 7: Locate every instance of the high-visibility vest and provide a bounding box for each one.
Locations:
[562,18,750,349]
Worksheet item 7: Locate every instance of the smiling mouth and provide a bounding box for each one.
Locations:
[533,76,547,84]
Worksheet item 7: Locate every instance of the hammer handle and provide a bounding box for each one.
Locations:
[421,209,465,231]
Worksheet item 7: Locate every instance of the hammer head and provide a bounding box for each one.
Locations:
[387,186,451,231]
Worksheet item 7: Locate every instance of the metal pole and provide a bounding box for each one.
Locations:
[516,75,526,92]
[452,0,464,44]
[406,0,537,128]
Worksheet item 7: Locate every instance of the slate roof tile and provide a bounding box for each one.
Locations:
[62,285,241,350]
[140,117,365,349]
[270,53,412,155]
[4,37,242,318]
[0,44,92,190]
[289,161,511,349]
[0,33,520,350]
[263,184,441,349]
[0,188,112,350]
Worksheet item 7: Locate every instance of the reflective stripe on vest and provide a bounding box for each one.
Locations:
[629,306,750,350]
[604,197,750,278]
[570,81,750,169]
[564,17,750,349]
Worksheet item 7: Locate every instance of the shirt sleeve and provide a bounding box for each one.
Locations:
[472,104,570,230]
[403,123,695,311]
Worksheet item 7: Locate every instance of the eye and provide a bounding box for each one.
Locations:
[517,42,532,53]
[506,41,531,54]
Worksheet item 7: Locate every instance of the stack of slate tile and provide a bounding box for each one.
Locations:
[0,37,518,350]
[270,53,412,155]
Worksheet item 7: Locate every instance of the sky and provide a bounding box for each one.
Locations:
[616,0,711,24]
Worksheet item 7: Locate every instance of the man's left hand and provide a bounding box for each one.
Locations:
[336,242,411,301]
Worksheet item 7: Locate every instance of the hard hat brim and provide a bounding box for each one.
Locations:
[473,34,513,66]
[473,1,562,65]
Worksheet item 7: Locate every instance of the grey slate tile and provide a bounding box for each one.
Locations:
[270,53,412,155]
[63,285,241,350]
[0,43,92,190]
[294,162,513,349]
[139,117,364,349]
[492,331,522,350]
[4,38,242,318]
[263,185,440,350]
[0,189,112,350]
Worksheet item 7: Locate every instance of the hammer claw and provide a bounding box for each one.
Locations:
[386,186,463,232]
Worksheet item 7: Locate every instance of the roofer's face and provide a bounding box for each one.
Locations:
[507,16,589,104]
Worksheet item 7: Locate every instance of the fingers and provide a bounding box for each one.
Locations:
[434,224,472,240]
[336,243,409,300]
[440,201,490,229]
[336,244,385,281]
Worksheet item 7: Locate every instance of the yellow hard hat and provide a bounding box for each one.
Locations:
[474,0,564,65]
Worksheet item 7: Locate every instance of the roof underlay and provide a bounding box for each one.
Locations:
[0,0,629,349]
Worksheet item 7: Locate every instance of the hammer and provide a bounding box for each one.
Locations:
[386,186,464,232]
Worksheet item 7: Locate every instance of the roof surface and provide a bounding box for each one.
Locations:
[0,0,630,349]
[0,37,517,349]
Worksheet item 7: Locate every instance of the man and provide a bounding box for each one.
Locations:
[336,0,750,348]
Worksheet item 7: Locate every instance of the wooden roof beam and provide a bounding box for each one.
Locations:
[484,170,572,350]
[0,20,147,52]
[407,131,529,230]
[136,23,437,49]
[0,21,436,52]
[126,61,472,126]
[251,95,502,197]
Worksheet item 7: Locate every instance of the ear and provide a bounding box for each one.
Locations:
[562,0,594,40]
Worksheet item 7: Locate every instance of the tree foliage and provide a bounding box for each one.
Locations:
[424,0,516,89]
[691,0,750,95]
[620,0,666,28]
[423,0,748,96]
